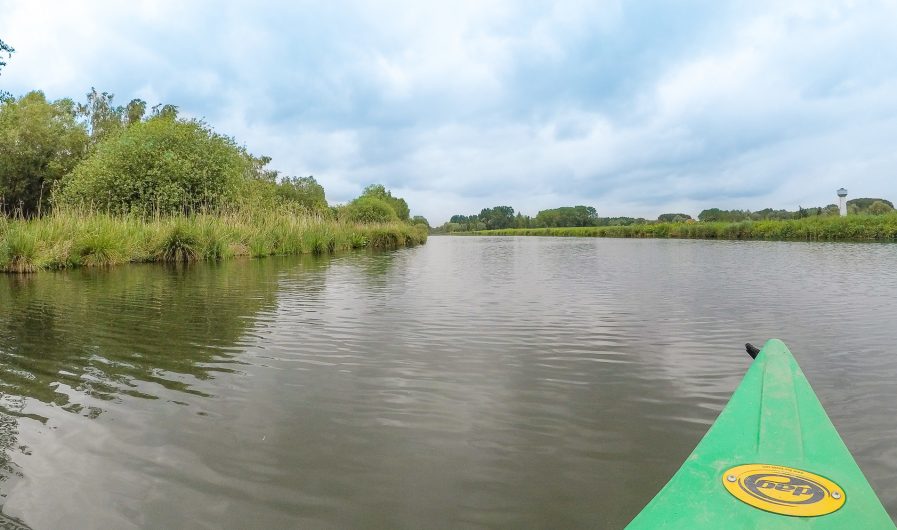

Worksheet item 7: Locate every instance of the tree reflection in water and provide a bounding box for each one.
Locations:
[0,256,331,517]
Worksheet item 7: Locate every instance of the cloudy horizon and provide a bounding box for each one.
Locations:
[2,0,896,223]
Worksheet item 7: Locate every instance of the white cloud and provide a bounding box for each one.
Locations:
[2,0,897,222]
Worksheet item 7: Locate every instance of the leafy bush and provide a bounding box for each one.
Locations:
[275,176,327,211]
[56,116,249,214]
[868,200,894,215]
[358,184,409,220]
[345,196,398,223]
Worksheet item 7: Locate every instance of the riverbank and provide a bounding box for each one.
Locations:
[0,210,428,273]
[464,214,897,241]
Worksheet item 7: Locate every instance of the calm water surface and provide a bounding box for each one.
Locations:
[1,236,896,528]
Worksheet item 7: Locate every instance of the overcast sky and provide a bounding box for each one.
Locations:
[2,0,896,222]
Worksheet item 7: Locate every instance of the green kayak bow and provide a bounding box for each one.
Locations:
[627,339,895,529]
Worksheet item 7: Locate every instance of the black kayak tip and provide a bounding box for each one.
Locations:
[745,343,761,359]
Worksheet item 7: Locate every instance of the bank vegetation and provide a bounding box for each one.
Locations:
[466,214,897,242]
[0,88,427,273]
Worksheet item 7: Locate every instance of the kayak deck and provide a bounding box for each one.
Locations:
[626,339,895,529]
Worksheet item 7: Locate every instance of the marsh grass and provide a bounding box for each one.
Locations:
[467,214,897,242]
[0,208,428,273]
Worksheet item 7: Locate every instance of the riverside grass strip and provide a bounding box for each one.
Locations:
[465,214,897,242]
[0,210,428,273]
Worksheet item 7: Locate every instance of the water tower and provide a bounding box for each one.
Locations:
[837,188,848,217]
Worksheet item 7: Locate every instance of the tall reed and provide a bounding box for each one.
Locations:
[0,207,428,273]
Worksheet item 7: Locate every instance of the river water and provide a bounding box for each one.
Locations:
[0,236,895,528]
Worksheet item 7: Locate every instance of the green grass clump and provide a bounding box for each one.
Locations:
[0,208,428,273]
[0,224,42,272]
[156,219,201,262]
[466,213,897,242]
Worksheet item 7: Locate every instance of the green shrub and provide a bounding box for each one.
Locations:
[56,116,249,215]
[345,197,398,224]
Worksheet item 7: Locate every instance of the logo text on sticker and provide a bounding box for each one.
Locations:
[722,464,845,517]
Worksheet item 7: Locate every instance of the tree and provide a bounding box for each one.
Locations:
[698,208,751,222]
[126,99,147,125]
[359,184,410,220]
[657,213,692,223]
[0,38,13,75]
[479,206,515,229]
[847,198,894,214]
[750,208,794,220]
[534,205,598,227]
[0,91,88,216]
[868,200,894,215]
[56,115,249,214]
[151,103,179,120]
[411,215,429,227]
[276,176,327,211]
[247,154,279,182]
[77,88,126,145]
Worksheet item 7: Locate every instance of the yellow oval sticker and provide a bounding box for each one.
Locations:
[722,464,845,517]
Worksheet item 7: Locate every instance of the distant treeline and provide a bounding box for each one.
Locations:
[437,200,895,233]
[467,213,897,242]
[697,199,894,221]
[436,205,650,233]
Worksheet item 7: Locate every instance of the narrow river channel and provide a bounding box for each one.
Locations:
[1,236,895,528]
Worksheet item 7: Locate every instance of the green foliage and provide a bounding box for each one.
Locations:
[276,176,327,211]
[0,91,89,216]
[0,37,12,76]
[151,103,179,120]
[868,200,893,215]
[467,214,897,242]
[698,208,751,222]
[535,205,598,227]
[435,209,642,233]
[444,214,483,232]
[156,219,201,262]
[56,116,249,215]
[847,197,894,211]
[411,215,430,227]
[479,205,515,229]
[657,213,692,222]
[345,196,399,223]
[696,200,896,222]
[77,88,125,144]
[125,99,147,125]
[246,154,279,182]
[0,209,428,272]
[359,184,410,220]
[0,223,40,272]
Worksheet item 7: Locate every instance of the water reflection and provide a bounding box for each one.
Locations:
[0,257,337,518]
[0,239,894,528]
[0,261,289,410]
